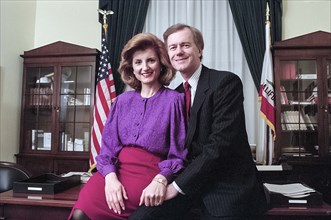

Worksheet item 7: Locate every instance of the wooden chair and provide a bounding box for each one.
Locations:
[0,161,31,193]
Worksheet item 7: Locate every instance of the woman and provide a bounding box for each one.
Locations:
[69,33,187,220]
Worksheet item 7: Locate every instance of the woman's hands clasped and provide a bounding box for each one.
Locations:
[139,174,167,207]
[105,172,128,214]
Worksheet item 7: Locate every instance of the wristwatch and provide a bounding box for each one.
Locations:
[153,177,167,186]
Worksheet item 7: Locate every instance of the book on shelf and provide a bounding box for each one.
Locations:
[280,113,287,130]
[282,152,315,157]
[303,112,315,131]
[279,85,289,104]
[282,111,291,130]
[281,146,307,153]
[43,132,52,149]
[281,110,308,131]
[296,73,317,80]
[288,100,312,105]
[307,93,331,104]
[32,129,43,150]
[299,111,308,131]
[279,85,321,105]
[29,87,53,106]
[281,112,291,130]
[307,93,318,103]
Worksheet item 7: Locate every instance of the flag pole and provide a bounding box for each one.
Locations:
[88,9,115,173]
[257,1,276,165]
[266,2,271,49]
[97,9,114,37]
[266,1,270,22]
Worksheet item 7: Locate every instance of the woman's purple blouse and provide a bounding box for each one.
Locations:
[96,87,187,182]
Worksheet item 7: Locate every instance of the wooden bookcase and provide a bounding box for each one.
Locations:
[273,31,331,164]
[16,41,99,176]
[272,31,331,204]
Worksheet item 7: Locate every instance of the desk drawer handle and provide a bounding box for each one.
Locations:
[27,196,42,200]
[27,187,42,191]
[288,199,307,204]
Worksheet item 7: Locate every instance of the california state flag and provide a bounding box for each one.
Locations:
[259,20,275,136]
[257,17,275,165]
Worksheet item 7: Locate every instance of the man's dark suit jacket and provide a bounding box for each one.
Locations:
[175,65,267,217]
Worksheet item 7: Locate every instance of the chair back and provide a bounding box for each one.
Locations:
[0,161,31,193]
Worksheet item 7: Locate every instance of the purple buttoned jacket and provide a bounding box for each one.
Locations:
[96,87,187,182]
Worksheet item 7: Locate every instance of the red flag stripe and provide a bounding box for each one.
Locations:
[260,98,275,131]
[90,32,116,166]
[97,81,111,116]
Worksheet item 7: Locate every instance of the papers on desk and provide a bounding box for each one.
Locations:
[263,183,323,207]
[264,183,315,198]
[62,172,92,183]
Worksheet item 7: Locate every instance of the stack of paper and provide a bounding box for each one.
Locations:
[62,172,92,183]
[264,183,315,198]
[264,183,323,207]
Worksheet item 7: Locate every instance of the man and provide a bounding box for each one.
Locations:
[130,23,267,220]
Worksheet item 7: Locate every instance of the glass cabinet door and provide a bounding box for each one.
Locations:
[24,66,54,151]
[18,41,97,175]
[59,65,92,152]
[279,60,319,158]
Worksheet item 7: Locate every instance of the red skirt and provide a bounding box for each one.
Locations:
[68,146,162,220]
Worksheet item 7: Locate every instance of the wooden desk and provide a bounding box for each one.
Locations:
[1,184,331,220]
[0,184,83,220]
[264,204,331,220]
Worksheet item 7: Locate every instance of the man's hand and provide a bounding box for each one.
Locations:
[105,172,128,214]
[139,175,167,206]
[165,183,179,200]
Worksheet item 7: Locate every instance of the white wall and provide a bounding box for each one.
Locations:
[34,0,100,49]
[0,0,100,162]
[0,0,330,162]
[282,0,331,39]
[0,0,36,162]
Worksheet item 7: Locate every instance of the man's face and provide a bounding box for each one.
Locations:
[166,28,201,78]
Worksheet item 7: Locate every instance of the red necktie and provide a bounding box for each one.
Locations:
[184,81,191,121]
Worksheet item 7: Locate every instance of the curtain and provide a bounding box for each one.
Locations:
[143,0,258,147]
[228,0,283,91]
[99,0,150,94]
[98,0,283,160]
[270,0,283,44]
[228,0,282,164]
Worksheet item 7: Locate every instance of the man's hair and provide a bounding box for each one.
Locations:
[163,23,204,60]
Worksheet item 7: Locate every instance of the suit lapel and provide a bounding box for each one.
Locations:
[186,66,210,147]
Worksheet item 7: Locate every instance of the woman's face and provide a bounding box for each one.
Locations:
[132,47,161,88]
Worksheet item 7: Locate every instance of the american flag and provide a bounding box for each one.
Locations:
[90,32,116,166]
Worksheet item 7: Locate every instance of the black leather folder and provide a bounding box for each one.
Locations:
[13,173,80,194]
